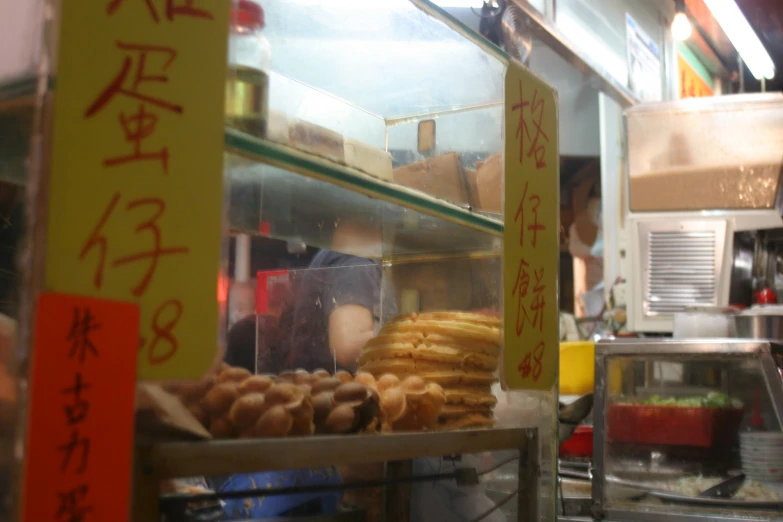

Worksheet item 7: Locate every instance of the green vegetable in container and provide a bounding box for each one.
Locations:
[641,392,740,408]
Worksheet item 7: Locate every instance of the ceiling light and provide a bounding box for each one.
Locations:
[671,12,692,41]
[704,0,775,79]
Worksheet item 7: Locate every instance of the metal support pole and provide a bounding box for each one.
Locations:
[132,447,161,522]
[518,429,539,521]
[235,234,251,283]
[384,460,413,522]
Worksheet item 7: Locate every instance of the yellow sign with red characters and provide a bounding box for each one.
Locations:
[678,54,714,99]
[46,1,230,380]
[503,61,560,390]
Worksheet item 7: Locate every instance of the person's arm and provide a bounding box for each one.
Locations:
[323,258,381,370]
[328,304,375,369]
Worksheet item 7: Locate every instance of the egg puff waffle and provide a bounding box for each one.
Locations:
[442,387,498,407]
[358,344,498,371]
[377,312,501,345]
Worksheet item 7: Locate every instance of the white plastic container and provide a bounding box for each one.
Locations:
[672,306,738,338]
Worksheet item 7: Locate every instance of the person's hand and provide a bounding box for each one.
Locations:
[329,304,374,369]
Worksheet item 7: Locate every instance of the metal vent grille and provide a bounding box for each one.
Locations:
[646,230,717,315]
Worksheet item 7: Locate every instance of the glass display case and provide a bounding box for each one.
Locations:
[625,93,783,213]
[1,1,560,521]
[592,339,783,522]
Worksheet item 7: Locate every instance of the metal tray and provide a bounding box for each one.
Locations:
[561,470,783,509]
[610,475,783,509]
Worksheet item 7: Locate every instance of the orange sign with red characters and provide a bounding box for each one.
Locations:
[22,293,138,522]
[503,61,560,390]
[46,0,230,380]
[678,54,714,99]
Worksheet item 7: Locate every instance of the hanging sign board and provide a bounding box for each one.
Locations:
[678,53,714,99]
[46,0,230,380]
[22,293,138,522]
[503,61,560,391]
[626,13,663,103]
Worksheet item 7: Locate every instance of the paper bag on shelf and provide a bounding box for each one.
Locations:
[393,152,470,205]
[136,383,212,441]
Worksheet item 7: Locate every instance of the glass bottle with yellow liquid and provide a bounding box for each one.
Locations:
[226,0,270,138]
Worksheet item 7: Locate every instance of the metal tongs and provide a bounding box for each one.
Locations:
[558,467,747,500]
[697,473,746,499]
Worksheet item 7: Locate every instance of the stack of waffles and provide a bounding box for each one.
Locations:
[358,311,500,429]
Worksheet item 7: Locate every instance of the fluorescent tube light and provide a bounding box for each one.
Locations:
[704,0,775,80]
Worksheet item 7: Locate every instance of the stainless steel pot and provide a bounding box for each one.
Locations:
[734,314,783,340]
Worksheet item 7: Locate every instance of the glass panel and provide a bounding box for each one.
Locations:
[603,353,783,518]
[264,0,506,119]
[265,67,505,209]
[226,139,503,261]
[382,256,501,319]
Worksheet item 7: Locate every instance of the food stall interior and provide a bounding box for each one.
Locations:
[0,0,568,521]
[137,1,560,521]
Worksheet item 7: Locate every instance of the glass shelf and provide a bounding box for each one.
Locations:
[226,129,503,262]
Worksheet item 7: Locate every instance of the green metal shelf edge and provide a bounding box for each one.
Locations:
[224,129,505,237]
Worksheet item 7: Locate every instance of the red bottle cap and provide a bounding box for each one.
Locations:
[232,0,264,29]
[755,288,778,305]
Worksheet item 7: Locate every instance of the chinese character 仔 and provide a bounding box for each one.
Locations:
[80,194,189,297]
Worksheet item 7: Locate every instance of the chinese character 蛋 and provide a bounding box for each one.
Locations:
[106,104,170,173]
[85,43,181,118]
[84,42,181,173]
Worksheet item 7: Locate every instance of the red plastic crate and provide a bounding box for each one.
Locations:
[560,426,593,458]
[607,404,743,447]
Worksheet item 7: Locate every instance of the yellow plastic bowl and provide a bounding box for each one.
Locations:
[559,341,595,395]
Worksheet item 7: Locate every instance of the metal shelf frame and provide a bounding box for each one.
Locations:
[133,426,540,522]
